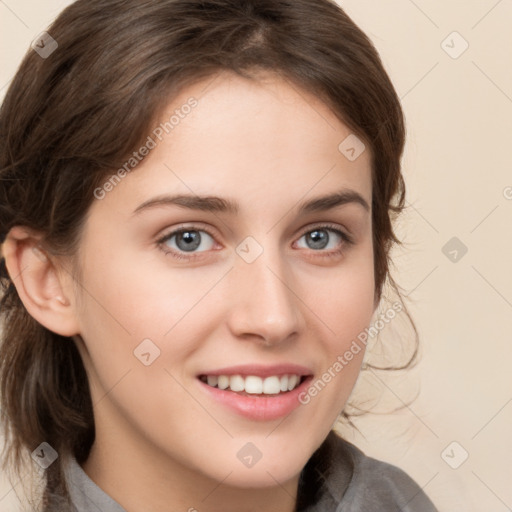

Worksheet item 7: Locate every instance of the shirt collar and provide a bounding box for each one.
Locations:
[62,455,127,512]
[296,430,354,510]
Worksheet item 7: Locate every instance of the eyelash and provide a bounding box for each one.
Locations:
[156,223,354,262]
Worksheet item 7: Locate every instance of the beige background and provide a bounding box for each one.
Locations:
[1,1,511,511]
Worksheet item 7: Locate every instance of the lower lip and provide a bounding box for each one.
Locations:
[197,376,313,421]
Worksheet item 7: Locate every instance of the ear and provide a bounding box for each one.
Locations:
[2,226,80,337]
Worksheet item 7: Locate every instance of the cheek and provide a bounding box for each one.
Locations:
[76,238,204,338]
[306,242,375,340]
[299,245,375,408]
[73,243,227,391]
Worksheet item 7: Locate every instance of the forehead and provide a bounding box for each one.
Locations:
[160,69,370,167]
[92,70,372,218]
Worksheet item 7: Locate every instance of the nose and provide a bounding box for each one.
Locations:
[226,245,304,347]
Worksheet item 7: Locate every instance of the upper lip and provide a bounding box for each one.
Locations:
[197,364,313,378]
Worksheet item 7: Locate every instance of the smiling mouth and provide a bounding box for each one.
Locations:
[198,374,308,396]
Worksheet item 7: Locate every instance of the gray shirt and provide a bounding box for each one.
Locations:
[57,432,438,511]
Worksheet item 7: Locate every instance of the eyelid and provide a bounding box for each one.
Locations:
[157,222,217,241]
[297,221,354,244]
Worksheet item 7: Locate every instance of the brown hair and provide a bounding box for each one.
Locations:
[0,0,417,509]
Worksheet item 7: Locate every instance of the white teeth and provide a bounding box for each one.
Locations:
[202,374,303,394]
[287,374,298,391]
[263,376,281,394]
[217,375,229,390]
[229,375,245,392]
[244,376,263,394]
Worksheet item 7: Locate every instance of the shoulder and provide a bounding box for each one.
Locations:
[326,432,438,512]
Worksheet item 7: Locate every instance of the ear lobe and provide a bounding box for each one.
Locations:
[2,226,80,337]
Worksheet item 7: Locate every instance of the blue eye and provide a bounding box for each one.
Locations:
[158,228,216,259]
[296,227,349,251]
[157,223,353,261]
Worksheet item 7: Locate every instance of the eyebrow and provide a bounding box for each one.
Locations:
[132,189,370,216]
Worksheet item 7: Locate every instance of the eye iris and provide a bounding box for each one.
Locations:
[307,229,329,250]
[169,228,335,254]
[176,231,201,252]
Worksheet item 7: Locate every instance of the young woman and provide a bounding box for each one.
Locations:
[0,0,438,510]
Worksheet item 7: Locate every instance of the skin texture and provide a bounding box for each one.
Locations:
[3,70,376,512]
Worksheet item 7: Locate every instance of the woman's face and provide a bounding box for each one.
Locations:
[69,70,375,489]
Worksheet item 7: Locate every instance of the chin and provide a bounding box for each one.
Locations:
[221,444,311,488]
[222,464,303,489]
